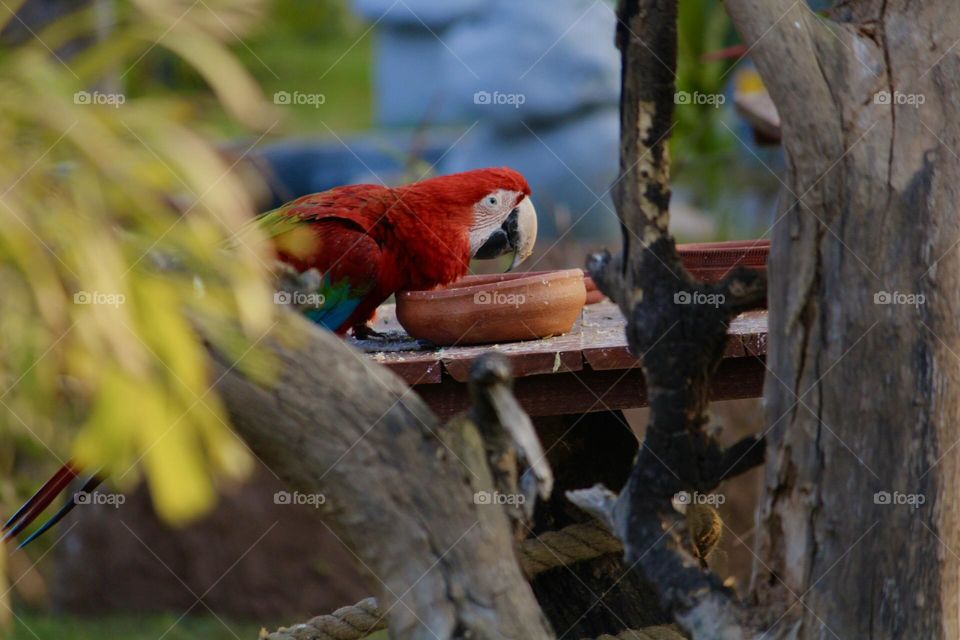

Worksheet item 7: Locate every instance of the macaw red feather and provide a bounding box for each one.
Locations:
[269,168,530,334]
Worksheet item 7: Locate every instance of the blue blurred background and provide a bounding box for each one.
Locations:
[239,0,783,268]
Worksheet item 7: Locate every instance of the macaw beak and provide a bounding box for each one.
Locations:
[473,197,538,271]
[508,197,537,271]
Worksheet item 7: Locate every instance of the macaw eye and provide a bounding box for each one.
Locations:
[487,196,498,206]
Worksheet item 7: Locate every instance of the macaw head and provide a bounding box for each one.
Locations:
[463,167,538,271]
[400,167,538,271]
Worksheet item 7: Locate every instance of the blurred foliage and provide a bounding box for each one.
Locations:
[235,0,372,133]
[9,612,263,639]
[671,0,781,239]
[9,612,385,639]
[123,0,372,136]
[0,0,282,535]
[674,0,737,161]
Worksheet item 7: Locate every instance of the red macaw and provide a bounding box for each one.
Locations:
[265,167,537,337]
[3,167,538,547]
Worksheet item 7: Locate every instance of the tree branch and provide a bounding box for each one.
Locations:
[723,0,855,160]
[583,1,770,638]
[207,316,553,640]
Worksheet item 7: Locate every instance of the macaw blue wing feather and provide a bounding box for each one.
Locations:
[302,275,365,330]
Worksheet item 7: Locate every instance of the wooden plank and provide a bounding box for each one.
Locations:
[358,301,767,384]
[371,357,442,385]
[441,331,584,382]
[727,311,768,357]
[578,304,637,371]
[355,305,589,383]
[581,307,768,369]
[350,307,443,385]
[362,345,444,385]
[417,356,767,420]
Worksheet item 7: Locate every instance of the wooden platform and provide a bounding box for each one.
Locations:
[354,301,768,419]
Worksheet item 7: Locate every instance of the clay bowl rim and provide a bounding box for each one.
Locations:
[678,239,771,252]
[397,268,586,302]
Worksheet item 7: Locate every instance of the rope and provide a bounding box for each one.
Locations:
[517,520,623,576]
[261,597,386,640]
[261,522,644,640]
[262,598,684,640]
[262,599,684,640]
[586,627,685,640]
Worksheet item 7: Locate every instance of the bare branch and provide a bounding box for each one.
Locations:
[723,0,849,158]
[584,2,770,638]
[208,316,553,640]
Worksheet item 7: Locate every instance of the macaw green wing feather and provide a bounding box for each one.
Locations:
[254,207,307,239]
[241,184,395,333]
[273,217,384,333]
[302,275,371,330]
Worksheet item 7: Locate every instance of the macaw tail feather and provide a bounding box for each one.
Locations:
[16,475,103,549]
[3,462,85,547]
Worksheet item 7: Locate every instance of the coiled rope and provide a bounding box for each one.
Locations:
[261,520,682,640]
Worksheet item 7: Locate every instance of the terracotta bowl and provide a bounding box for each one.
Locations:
[677,239,769,283]
[582,239,770,306]
[396,269,587,345]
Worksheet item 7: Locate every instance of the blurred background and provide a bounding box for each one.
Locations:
[0,0,783,637]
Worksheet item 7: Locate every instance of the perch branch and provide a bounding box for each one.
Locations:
[207,316,553,640]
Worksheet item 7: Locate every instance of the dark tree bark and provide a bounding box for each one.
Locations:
[578,1,767,638]
[723,1,960,637]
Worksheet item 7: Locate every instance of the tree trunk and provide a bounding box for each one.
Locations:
[208,316,554,640]
[725,1,960,637]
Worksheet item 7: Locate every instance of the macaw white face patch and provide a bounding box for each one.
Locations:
[468,188,524,254]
